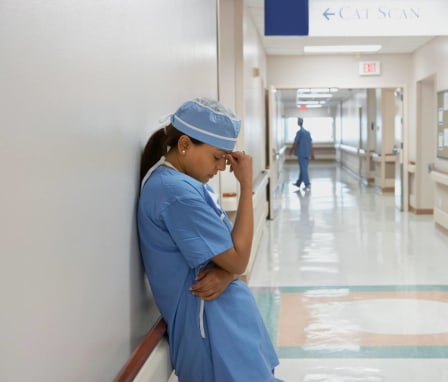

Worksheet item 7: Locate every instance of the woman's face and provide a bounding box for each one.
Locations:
[184,143,229,183]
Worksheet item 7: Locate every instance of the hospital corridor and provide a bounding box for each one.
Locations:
[248,161,448,382]
[4,1,448,380]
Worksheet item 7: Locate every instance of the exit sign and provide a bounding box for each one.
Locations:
[359,61,381,76]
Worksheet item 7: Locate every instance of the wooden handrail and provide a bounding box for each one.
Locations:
[114,318,168,382]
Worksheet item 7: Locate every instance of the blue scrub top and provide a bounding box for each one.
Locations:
[293,127,312,157]
[137,166,281,382]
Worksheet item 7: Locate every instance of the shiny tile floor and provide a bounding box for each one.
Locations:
[249,161,448,382]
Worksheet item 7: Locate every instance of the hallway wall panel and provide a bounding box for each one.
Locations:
[0,1,218,381]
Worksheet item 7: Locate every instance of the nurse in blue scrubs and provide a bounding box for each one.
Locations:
[137,98,282,382]
[290,117,314,191]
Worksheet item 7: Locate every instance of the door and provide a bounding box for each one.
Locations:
[393,88,404,211]
[358,106,363,175]
[267,86,281,220]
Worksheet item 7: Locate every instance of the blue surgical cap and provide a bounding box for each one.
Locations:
[171,97,241,151]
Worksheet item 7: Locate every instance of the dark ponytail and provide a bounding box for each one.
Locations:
[140,124,182,182]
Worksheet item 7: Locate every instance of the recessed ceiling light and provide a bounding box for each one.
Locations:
[297,104,323,110]
[304,45,382,54]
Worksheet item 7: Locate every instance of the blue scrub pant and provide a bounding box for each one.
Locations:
[296,156,310,187]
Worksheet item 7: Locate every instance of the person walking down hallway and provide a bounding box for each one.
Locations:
[290,117,314,191]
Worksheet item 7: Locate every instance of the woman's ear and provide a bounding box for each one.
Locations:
[178,135,191,153]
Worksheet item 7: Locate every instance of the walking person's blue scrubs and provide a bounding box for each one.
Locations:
[292,117,313,190]
[137,98,282,382]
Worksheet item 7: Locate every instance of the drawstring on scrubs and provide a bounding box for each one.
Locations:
[199,299,206,338]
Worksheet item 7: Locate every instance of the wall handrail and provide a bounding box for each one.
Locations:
[339,144,359,154]
[114,317,168,382]
[431,168,448,186]
[253,171,269,197]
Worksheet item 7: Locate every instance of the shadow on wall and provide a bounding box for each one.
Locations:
[129,177,160,353]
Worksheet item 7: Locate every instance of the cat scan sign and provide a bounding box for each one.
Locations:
[359,61,381,76]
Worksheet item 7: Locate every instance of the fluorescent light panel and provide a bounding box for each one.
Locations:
[296,100,326,105]
[296,93,333,99]
[304,45,382,54]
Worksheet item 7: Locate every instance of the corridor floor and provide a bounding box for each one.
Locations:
[249,162,448,382]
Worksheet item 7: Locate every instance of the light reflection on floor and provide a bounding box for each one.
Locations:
[249,162,448,382]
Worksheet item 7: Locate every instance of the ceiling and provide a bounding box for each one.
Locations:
[244,0,435,108]
[244,0,434,56]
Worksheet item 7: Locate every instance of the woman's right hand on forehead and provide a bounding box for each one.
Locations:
[226,151,252,188]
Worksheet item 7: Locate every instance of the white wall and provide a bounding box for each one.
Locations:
[0,1,218,381]
[410,37,448,214]
[412,37,448,174]
[267,54,411,89]
[243,6,268,178]
[341,91,368,148]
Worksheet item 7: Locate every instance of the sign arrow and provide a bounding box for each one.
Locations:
[323,8,335,20]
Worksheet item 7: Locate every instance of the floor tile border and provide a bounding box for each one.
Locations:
[252,285,448,359]
[278,345,448,359]
[251,285,448,294]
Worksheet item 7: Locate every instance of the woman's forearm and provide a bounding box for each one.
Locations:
[231,182,253,264]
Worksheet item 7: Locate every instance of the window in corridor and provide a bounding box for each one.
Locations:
[285,117,334,143]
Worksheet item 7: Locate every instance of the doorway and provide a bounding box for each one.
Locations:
[393,88,404,211]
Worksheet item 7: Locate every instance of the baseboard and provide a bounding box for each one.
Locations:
[133,338,173,382]
[434,207,448,231]
[408,206,433,215]
[376,186,394,193]
[435,222,448,237]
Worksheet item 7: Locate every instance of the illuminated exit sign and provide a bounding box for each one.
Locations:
[359,61,381,76]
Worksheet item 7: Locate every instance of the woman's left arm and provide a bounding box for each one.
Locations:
[190,267,236,301]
